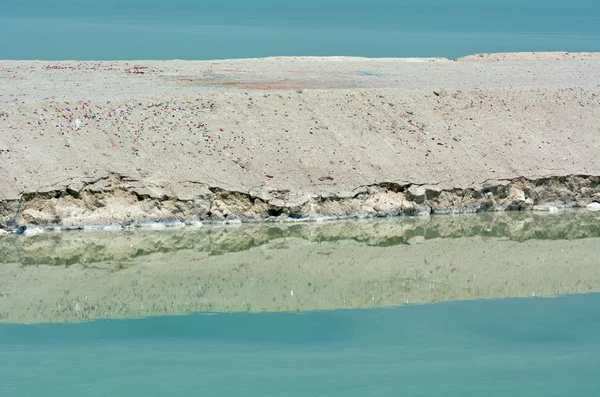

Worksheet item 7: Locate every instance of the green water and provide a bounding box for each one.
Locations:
[2,210,600,266]
[1,295,600,396]
[2,211,600,395]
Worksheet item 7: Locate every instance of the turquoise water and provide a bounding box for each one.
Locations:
[2,0,600,60]
[2,213,600,394]
[2,294,600,396]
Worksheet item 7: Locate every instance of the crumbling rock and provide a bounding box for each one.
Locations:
[1,174,598,229]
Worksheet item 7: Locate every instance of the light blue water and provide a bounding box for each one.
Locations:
[2,0,600,60]
[2,294,600,396]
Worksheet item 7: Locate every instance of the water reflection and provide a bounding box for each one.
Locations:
[1,210,599,323]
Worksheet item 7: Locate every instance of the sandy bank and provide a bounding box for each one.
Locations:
[1,52,600,227]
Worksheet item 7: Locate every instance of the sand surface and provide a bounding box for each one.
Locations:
[1,52,600,226]
[1,211,600,323]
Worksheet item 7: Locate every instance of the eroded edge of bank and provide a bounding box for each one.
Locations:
[1,173,599,232]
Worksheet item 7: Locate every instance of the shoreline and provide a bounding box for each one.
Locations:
[2,175,600,234]
[3,201,600,235]
[1,52,600,228]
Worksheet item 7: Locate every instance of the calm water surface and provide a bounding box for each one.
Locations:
[1,295,600,396]
[1,212,600,395]
[2,0,600,59]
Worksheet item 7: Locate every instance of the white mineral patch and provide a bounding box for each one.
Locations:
[532,205,559,213]
[103,224,123,231]
[587,202,600,211]
[23,227,44,236]
[142,222,166,229]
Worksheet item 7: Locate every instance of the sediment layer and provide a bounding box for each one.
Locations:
[1,174,599,229]
[1,53,600,227]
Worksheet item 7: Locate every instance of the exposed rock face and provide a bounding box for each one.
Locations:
[1,174,598,229]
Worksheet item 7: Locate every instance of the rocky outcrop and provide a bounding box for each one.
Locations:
[0,173,598,230]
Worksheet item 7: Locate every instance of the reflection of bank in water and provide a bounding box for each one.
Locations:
[1,210,600,323]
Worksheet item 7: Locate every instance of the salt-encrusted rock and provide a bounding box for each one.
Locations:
[23,227,44,236]
[587,202,600,212]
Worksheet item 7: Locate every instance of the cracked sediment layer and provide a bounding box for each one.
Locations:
[1,174,600,228]
[1,53,600,228]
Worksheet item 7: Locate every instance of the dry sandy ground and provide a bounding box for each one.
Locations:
[1,52,600,226]
[1,211,599,323]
